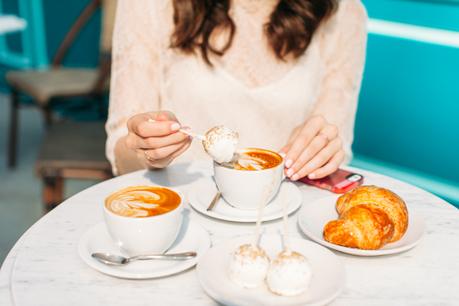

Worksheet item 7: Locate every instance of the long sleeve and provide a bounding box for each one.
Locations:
[105,0,162,174]
[312,0,368,162]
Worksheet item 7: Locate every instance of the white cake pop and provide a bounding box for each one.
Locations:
[202,125,239,163]
[228,244,270,288]
[266,249,312,296]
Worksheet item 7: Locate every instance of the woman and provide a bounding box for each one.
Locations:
[106,0,367,180]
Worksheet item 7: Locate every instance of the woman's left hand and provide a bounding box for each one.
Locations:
[280,115,345,181]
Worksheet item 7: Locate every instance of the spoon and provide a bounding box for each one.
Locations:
[147,119,238,163]
[179,128,205,140]
[206,191,221,211]
[147,119,205,140]
[92,251,197,266]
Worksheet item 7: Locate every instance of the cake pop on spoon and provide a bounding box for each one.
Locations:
[148,119,238,163]
[202,125,239,164]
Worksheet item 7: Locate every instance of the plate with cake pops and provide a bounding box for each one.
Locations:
[188,125,303,223]
[197,234,345,306]
[298,185,426,256]
[196,180,344,306]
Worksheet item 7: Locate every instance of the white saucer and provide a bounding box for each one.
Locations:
[196,234,344,306]
[188,178,303,223]
[78,217,211,279]
[298,196,425,256]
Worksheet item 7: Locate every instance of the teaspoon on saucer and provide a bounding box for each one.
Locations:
[206,191,221,211]
[92,251,197,266]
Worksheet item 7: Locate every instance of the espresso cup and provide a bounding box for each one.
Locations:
[103,186,183,256]
[213,148,285,210]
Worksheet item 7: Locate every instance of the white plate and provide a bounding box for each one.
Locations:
[196,235,344,306]
[78,216,211,279]
[298,196,425,256]
[188,178,303,223]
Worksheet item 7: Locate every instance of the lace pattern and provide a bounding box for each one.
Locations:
[106,0,368,174]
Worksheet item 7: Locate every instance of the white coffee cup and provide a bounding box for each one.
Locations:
[103,187,184,256]
[213,148,285,210]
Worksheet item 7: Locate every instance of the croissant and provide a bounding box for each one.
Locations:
[323,186,409,250]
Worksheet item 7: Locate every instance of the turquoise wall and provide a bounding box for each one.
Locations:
[0,0,100,89]
[353,0,459,207]
[41,0,100,67]
[364,0,459,31]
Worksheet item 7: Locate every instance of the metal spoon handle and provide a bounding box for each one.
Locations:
[129,252,197,261]
[179,129,205,141]
[147,118,205,140]
[206,191,221,211]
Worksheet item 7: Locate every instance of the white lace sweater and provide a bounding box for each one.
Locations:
[106,0,368,174]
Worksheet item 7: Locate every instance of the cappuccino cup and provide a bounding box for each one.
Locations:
[103,185,183,255]
[214,148,285,210]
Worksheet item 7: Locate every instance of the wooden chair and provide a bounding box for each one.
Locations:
[36,121,113,212]
[5,0,117,168]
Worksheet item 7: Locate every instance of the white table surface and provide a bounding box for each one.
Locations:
[1,161,458,306]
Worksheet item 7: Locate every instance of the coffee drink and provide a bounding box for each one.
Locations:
[231,148,282,171]
[214,148,285,210]
[105,186,181,218]
[103,185,183,255]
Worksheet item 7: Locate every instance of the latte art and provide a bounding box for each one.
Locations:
[236,154,270,171]
[105,186,181,218]
[231,149,282,171]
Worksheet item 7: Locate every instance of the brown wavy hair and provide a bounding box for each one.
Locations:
[171,0,337,65]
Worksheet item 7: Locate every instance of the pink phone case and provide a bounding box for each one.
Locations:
[299,169,364,193]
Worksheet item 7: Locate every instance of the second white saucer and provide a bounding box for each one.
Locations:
[188,178,303,223]
[78,216,211,279]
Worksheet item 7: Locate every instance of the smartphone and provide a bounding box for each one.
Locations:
[299,169,364,194]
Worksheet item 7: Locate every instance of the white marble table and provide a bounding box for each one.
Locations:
[1,161,458,306]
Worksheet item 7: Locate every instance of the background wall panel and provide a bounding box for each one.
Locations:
[354,0,459,206]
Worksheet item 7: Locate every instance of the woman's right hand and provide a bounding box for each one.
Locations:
[125,111,192,169]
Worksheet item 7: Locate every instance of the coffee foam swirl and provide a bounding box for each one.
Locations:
[105,186,181,218]
[233,149,282,171]
[236,154,267,171]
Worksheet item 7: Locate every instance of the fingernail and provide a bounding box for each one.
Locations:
[291,174,299,181]
[286,168,294,177]
[171,123,180,131]
[147,118,155,123]
[285,159,293,168]
[308,173,316,179]
[279,152,286,158]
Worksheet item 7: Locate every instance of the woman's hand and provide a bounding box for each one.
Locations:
[125,111,191,169]
[280,115,345,181]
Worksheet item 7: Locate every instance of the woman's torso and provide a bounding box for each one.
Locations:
[154,0,328,162]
